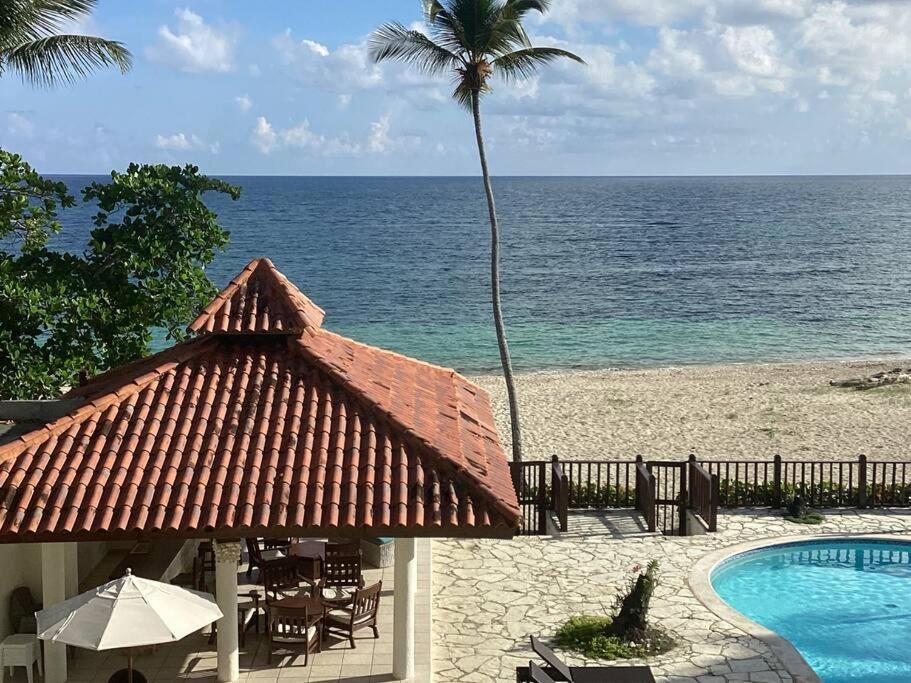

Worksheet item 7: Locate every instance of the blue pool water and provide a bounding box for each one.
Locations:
[712,540,911,683]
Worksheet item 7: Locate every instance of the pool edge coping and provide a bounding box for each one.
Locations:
[687,532,911,683]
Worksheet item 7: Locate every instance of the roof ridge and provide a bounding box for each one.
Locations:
[188,258,325,336]
[187,258,261,333]
[291,334,519,522]
[314,328,459,376]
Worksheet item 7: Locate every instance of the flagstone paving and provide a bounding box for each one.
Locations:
[432,508,911,683]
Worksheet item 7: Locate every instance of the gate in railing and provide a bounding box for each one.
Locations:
[647,460,688,536]
[509,456,715,536]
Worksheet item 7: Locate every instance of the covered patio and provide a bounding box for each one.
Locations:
[0,258,519,682]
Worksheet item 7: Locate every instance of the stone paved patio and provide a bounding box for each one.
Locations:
[432,508,911,683]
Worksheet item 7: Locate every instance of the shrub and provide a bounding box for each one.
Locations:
[554,561,674,660]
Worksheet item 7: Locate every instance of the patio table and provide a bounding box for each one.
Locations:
[268,594,325,628]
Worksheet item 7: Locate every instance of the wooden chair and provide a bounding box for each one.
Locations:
[246,538,287,580]
[195,542,216,591]
[320,552,364,603]
[8,586,40,634]
[325,540,360,557]
[266,605,320,666]
[262,557,316,602]
[322,581,381,648]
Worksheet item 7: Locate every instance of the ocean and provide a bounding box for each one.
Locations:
[44,175,911,373]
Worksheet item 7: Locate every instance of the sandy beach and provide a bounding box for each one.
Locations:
[471,358,911,461]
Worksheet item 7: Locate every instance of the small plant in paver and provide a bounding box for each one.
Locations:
[784,495,826,525]
[554,561,674,660]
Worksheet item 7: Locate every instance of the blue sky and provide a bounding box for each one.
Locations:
[4,0,911,175]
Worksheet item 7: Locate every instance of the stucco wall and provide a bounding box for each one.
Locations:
[0,541,108,641]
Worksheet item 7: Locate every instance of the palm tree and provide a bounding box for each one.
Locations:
[0,0,131,87]
[370,0,583,461]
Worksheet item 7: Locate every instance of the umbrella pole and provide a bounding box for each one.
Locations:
[128,652,133,683]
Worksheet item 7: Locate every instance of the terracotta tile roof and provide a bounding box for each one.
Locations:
[189,258,325,335]
[0,259,518,542]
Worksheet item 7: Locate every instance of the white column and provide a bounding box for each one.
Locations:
[64,543,79,598]
[393,537,417,680]
[213,539,241,683]
[41,543,67,683]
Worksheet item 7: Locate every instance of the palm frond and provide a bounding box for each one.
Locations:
[369,22,461,74]
[492,46,585,80]
[1,0,100,43]
[4,33,132,86]
[453,76,479,111]
[491,0,553,52]
[504,0,551,13]
[448,0,500,53]
[423,2,470,54]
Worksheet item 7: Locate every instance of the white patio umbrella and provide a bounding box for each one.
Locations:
[36,569,223,682]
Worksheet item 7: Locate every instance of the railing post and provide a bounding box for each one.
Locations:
[772,454,782,509]
[635,454,643,506]
[648,472,657,533]
[551,455,559,512]
[858,454,868,509]
[687,454,696,508]
[679,462,688,536]
[538,461,547,534]
[709,473,720,532]
[551,455,568,532]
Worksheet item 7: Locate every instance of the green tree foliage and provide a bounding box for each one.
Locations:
[0,150,240,399]
[0,0,131,87]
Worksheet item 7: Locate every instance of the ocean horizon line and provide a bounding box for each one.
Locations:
[47,172,911,179]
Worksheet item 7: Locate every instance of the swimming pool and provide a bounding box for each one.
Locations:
[711,539,911,683]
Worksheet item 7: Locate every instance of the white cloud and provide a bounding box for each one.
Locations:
[155,132,219,153]
[147,9,234,74]
[270,29,449,108]
[6,112,34,137]
[272,30,383,93]
[251,115,419,157]
[251,117,278,154]
[235,94,253,112]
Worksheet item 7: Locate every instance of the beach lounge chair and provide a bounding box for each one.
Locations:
[528,662,557,683]
[515,636,656,683]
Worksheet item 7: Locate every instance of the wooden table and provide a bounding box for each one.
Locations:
[268,594,325,627]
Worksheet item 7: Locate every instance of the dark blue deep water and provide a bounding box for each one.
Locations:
[44,175,911,373]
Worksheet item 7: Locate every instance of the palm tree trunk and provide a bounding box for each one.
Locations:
[470,91,523,462]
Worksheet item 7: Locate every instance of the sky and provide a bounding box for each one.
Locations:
[3,0,911,176]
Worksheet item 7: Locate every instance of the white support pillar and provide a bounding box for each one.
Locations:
[41,542,67,683]
[213,539,241,683]
[64,543,79,598]
[393,537,417,681]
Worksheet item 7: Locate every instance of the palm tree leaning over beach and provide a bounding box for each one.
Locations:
[0,0,131,86]
[370,0,583,462]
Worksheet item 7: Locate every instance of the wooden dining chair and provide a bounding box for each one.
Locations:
[266,605,320,666]
[323,581,382,648]
[325,540,360,557]
[246,538,287,580]
[320,552,364,603]
[262,557,317,602]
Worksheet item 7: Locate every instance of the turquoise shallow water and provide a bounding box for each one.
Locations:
[44,175,911,372]
[712,540,911,683]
